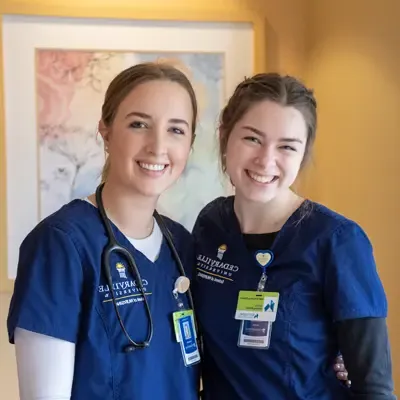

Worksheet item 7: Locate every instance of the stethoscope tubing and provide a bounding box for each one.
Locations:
[95,183,201,353]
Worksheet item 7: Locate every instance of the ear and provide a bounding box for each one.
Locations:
[98,120,110,150]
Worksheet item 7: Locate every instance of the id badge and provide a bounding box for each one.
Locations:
[235,290,279,350]
[235,291,279,322]
[237,320,272,349]
[172,310,200,367]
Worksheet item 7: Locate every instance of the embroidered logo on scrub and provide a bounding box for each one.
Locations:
[216,244,227,260]
[97,262,151,307]
[116,262,127,279]
[196,244,240,285]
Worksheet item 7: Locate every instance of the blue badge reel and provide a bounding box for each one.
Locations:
[254,249,274,270]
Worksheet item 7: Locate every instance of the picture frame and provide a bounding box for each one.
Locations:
[0,0,266,292]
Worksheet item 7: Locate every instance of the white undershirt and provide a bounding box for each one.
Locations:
[84,196,163,262]
[14,199,163,399]
[125,221,163,263]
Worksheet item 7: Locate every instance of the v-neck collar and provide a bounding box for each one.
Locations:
[79,199,168,267]
[111,223,168,267]
[222,196,311,267]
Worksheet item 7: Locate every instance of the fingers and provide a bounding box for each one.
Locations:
[336,371,348,380]
[334,355,351,387]
[334,355,344,365]
[334,362,346,373]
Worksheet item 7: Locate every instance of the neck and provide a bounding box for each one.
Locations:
[234,189,303,234]
[91,180,157,239]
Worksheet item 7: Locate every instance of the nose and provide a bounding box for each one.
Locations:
[145,128,168,156]
[254,144,277,169]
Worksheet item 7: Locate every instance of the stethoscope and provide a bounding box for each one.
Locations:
[95,183,199,354]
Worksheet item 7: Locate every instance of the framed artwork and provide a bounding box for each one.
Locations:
[0,2,266,291]
[36,49,226,226]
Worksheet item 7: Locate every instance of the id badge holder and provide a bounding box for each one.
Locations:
[172,310,201,367]
[235,290,279,350]
[237,320,273,349]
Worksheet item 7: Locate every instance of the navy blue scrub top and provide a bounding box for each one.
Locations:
[192,196,388,400]
[7,200,200,400]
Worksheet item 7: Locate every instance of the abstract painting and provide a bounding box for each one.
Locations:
[36,50,226,231]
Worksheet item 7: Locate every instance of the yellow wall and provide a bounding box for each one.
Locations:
[1,0,310,76]
[306,0,400,389]
[0,1,309,398]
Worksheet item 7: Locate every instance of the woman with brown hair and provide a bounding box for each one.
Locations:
[192,73,395,399]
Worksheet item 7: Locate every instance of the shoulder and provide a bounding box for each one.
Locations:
[157,214,196,277]
[312,204,388,320]
[196,196,231,220]
[157,214,194,247]
[9,201,91,345]
[302,201,371,247]
[22,199,100,251]
[192,196,232,233]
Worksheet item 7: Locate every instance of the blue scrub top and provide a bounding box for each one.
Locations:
[192,196,388,400]
[8,200,200,400]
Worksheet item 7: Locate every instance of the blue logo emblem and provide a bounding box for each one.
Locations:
[264,300,275,312]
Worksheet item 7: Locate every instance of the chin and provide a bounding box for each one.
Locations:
[138,189,163,198]
[124,182,162,199]
[241,190,279,204]
[136,179,179,199]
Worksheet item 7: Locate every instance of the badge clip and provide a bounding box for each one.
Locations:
[254,250,274,292]
[172,276,190,310]
[173,276,190,294]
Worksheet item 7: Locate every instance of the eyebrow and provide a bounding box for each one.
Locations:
[125,111,189,128]
[242,125,304,144]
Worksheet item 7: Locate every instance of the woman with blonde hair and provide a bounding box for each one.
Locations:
[8,62,201,400]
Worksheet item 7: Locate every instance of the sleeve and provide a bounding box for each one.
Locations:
[324,222,388,322]
[7,223,84,344]
[14,328,75,400]
[336,318,396,399]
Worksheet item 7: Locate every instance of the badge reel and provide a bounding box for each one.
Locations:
[171,276,201,367]
[235,250,279,350]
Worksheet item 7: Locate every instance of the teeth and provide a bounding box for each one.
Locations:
[248,171,276,184]
[139,163,166,171]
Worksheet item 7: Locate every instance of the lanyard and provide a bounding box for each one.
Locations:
[254,250,274,292]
